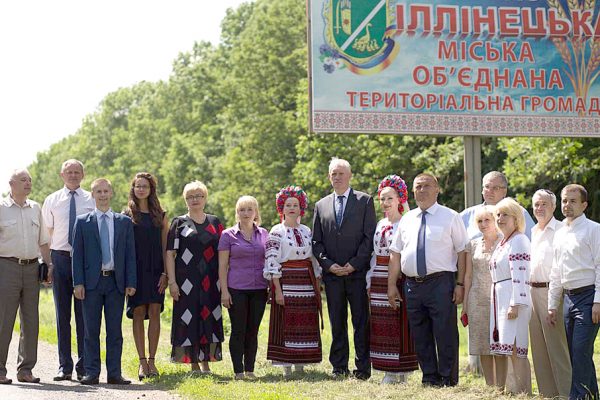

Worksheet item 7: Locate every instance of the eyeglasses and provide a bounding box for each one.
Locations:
[186,194,205,201]
[483,185,507,191]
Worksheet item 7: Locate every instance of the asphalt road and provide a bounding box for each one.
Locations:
[0,333,179,400]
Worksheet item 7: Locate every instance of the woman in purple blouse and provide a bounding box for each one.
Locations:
[218,195,269,380]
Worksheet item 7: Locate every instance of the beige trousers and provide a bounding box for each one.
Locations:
[529,286,571,398]
[0,258,40,377]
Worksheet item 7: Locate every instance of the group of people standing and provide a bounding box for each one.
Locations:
[0,158,599,400]
[459,172,600,400]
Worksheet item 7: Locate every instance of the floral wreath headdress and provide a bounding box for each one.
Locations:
[377,174,409,214]
[276,185,309,219]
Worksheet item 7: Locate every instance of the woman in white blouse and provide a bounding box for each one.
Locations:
[367,175,418,384]
[263,186,322,377]
[489,197,532,394]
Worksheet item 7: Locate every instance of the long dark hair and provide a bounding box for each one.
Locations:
[123,172,164,227]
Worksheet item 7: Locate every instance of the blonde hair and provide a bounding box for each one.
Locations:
[474,205,499,233]
[495,197,525,233]
[235,195,261,226]
[91,178,112,191]
[182,181,208,199]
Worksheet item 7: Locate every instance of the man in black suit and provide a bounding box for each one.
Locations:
[312,158,376,380]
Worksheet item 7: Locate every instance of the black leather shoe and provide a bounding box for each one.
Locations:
[79,375,99,385]
[53,372,72,381]
[352,370,371,381]
[107,376,131,385]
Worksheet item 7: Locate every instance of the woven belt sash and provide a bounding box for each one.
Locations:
[277,258,324,330]
[376,255,390,265]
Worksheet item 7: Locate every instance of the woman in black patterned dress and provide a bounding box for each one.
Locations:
[166,181,224,374]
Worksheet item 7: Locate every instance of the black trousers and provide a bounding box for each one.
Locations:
[404,271,458,385]
[323,275,370,374]
[227,288,268,374]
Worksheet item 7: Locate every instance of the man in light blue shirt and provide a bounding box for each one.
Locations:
[461,171,534,240]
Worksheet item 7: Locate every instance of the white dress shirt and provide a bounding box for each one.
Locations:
[390,202,468,277]
[530,217,562,283]
[95,208,115,271]
[548,214,600,310]
[42,186,95,251]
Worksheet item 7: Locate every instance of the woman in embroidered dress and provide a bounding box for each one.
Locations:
[462,205,502,386]
[166,181,224,374]
[367,175,418,384]
[488,197,532,394]
[123,172,168,379]
[264,186,322,377]
[218,196,269,380]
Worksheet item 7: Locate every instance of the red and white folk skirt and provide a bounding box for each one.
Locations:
[369,255,419,372]
[267,258,322,365]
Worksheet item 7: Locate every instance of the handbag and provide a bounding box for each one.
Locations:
[38,262,49,282]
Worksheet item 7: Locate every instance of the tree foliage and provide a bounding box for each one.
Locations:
[28,0,600,225]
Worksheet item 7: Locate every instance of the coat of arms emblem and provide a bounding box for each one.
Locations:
[320,0,399,74]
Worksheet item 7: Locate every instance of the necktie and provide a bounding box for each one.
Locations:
[68,190,77,245]
[336,195,345,227]
[100,214,111,265]
[416,211,427,277]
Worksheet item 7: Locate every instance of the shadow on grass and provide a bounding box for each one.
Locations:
[152,369,335,389]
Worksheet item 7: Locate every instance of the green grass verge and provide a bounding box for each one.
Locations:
[14,287,599,399]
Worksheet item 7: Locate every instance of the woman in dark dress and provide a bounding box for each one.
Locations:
[123,172,168,380]
[166,181,224,374]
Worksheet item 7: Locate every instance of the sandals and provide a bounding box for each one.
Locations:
[138,358,149,381]
[147,357,159,377]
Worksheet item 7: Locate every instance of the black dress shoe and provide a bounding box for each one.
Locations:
[79,375,99,385]
[53,372,72,381]
[352,370,371,381]
[107,376,131,385]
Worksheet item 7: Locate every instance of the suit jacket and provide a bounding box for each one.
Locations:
[312,188,376,280]
[71,211,136,293]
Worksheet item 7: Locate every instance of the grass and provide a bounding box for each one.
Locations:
[15,287,600,399]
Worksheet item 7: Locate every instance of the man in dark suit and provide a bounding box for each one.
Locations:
[72,178,136,385]
[312,158,376,380]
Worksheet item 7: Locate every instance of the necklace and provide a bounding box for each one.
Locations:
[187,212,206,224]
[500,230,516,246]
[240,224,254,242]
[482,234,498,253]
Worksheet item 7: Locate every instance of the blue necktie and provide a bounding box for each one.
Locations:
[416,211,427,277]
[68,190,77,245]
[336,195,345,227]
[100,214,111,265]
